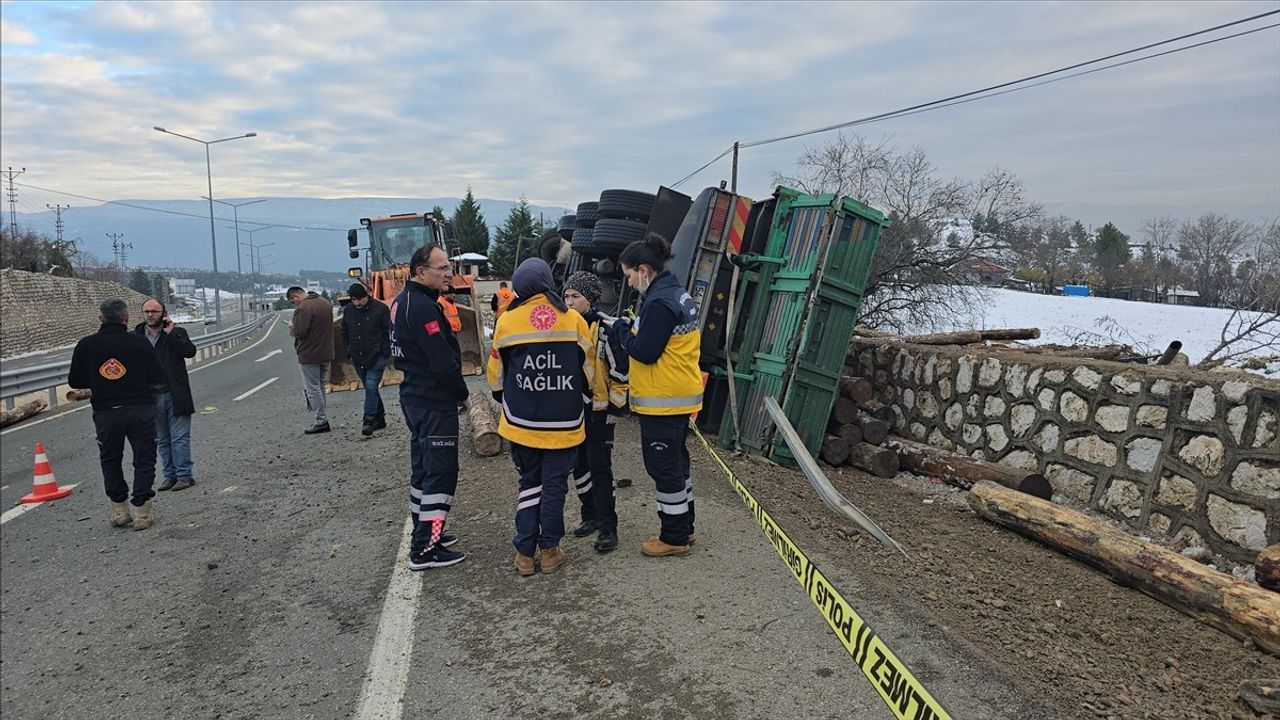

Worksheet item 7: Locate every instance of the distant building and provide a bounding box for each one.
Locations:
[954,257,1010,287]
[1166,287,1202,306]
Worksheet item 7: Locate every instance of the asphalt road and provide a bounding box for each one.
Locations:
[0,315,1035,719]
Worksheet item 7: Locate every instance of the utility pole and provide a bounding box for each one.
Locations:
[107,232,131,274]
[3,166,25,238]
[47,204,69,242]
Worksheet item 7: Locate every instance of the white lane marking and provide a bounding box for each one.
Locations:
[234,377,278,401]
[354,518,421,720]
[0,485,8,491]
[1,317,279,437]
[220,485,240,494]
[0,484,80,525]
[255,349,283,362]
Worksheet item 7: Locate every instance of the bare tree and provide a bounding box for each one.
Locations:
[771,133,1040,332]
[1140,215,1178,298]
[1177,213,1257,306]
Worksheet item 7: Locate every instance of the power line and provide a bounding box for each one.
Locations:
[10,181,347,233]
[670,9,1280,187]
[46,203,69,242]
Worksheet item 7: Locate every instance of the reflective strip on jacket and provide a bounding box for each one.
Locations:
[486,293,594,449]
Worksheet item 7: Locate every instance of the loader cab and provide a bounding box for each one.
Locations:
[349,214,456,272]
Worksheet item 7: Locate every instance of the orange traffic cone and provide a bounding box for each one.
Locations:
[20,442,74,504]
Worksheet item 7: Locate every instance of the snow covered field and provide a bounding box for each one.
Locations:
[914,287,1276,364]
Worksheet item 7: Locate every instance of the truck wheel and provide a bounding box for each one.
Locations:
[591,218,647,254]
[570,227,597,256]
[575,202,599,228]
[557,214,577,240]
[540,235,566,265]
[597,190,655,222]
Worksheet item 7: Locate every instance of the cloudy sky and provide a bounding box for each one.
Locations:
[2,0,1278,219]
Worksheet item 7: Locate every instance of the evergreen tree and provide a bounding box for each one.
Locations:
[128,267,152,295]
[1069,220,1091,253]
[450,187,491,256]
[431,205,447,223]
[488,198,540,276]
[1094,222,1131,292]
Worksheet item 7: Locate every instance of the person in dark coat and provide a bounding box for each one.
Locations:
[341,282,392,436]
[136,298,199,491]
[69,298,167,530]
[288,286,335,434]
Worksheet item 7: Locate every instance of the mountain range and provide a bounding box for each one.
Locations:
[15,195,1275,274]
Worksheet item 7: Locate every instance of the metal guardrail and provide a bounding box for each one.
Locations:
[1,313,276,409]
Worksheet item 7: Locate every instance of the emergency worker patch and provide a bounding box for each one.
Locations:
[425,320,441,335]
[530,304,557,331]
[99,358,126,380]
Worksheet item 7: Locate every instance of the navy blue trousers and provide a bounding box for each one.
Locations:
[638,413,695,545]
[511,443,575,557]
[402,404,459,552]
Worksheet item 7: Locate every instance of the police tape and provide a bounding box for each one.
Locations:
[691,425,952,720]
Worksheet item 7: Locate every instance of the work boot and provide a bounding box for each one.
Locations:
[132,500,154,531]
[171,478,195,492]
[539,546,567,574]
[361,418,374,437]
[156,478,177,492]
[594,531,618,554]
[514,552,536,577]
[571,519,599,538]
[373,416,387,431]
[304,422,331,435]
[640,536,690,557]
[109,501,132,528]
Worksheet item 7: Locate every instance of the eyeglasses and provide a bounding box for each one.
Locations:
[429,264,451,272]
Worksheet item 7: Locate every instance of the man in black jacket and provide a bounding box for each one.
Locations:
[390,245,470,570]
[136,298,199,491]
[68,298,167,530]
[341,283,391,436]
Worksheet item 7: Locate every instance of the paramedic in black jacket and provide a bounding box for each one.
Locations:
[341,282,392,436]
[390,245,470,570]
[68,298,167,530]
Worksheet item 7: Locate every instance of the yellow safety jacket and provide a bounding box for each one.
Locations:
[486,293,594,449]
[624,272,703,416]
[586,317,628,414]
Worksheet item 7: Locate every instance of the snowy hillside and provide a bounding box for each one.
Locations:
[912,288,1275,364]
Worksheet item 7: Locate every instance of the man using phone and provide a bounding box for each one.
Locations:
[136,298,198,491]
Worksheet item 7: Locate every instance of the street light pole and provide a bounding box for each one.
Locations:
[153,126,257,330]
[211,197,267,323]
[239,230,273,317]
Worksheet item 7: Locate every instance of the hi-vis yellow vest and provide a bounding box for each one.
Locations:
[628,277,703,416]
[587,318,628,413]
[486,294,594,449]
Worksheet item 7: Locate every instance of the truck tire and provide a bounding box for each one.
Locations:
[575,202,599,228]
[570,227,596,255]
[591,218,647,254]
[597,190,655,222]
[557,214,576,240]
[540,235,566,265]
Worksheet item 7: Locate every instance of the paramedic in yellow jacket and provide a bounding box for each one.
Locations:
[606,233,703,558]
[487,258,594,576]
[562,271,628,554]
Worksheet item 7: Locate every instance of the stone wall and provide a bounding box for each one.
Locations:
[850,340,1280,563]
[1,269,153,359]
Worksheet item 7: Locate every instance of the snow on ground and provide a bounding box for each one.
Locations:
[911,287,1274,364]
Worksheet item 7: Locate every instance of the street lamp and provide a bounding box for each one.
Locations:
[153,125,257,329]
[211,197,267,322]
[240,231,274,317]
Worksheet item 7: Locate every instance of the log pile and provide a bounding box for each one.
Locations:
[821,374,898,478]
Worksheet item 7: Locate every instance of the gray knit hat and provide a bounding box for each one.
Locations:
[563,271,603,305]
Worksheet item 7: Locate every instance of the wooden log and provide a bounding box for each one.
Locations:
[469,398,502,457]
[857,400,897,424]
[821,434,850,466]
[853,325,895,338]
[1239,679,1280,715]
[0,398,49,427]
[1012,345,1130,361]
[900,327,1041,345]
[855,414,889,445]
[831,396,859,425]
[1258,544,1280,593]
[967,480,1280,655]
[65,388,92,402]
[838,423,863,447]
[885,436,1052,500]
[838,375,874,404]
[846,441,899,478]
